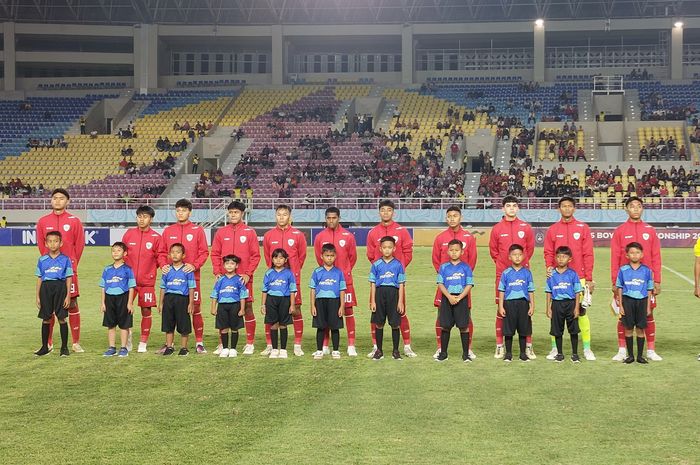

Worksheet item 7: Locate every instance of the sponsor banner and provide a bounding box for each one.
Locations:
[310,227,413,247]
[533,227,700,248]
[0,228,110,246]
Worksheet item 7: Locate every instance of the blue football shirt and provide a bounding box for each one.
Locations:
[210,274,249,303]
[309,266,347,298]
[545,268,582,300]
[437,261,475,294]
[369,258,406,288]
[262,267,298,297]
[35,254,74,281]
[616,264,654,299]
[160,265,196,296]
[498,266,535,301]
[99,263,136,295]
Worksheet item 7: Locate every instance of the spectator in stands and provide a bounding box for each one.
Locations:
[80,117,86,135]
[639,146,649,161]
[192,154,199,174]
[575,147,586,161]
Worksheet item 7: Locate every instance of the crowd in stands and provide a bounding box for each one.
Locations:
[538,123,587,161]
[272,106,336,124]
[26,137,68,149]
[641,91,697,121]
[117,124,137,139]
[156,136,189,152]
[193,168,228,198]
[638,136,687,160]
[0,179,45,198]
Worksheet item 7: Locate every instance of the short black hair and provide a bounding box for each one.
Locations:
[270,248,289,261]
[446,205,461,214]
[45,231,62,240]
[625,241,643,252]
[51,188,70,200]
[508,243,524,253]
[321,243,337,254]
[555,246,572,257]
[227,200,246,212]
[223,254,241,264]
[112,241,128,252]
[558,196,576,207]
[169,242,185,253]
[625,196,643,207]
[378,199,396,210]
[325,207,340,217]
[379,235,396,245]
[275,204,292,213]
[136,205,155,218]
[175,199,193,211]
[502,195,519,206]
[447,239,463,249]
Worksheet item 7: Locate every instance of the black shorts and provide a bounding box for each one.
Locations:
[102,293,133,329]
[161,294,191,335]
[621,296,648,329]
[371,286,401,328]
[215,302,244,331]
[37,280,68,320]
[502,298,532,337]
[312,298,344,330]
[549,299,580,337]
[439,294,470,329]
[264,295,292,325]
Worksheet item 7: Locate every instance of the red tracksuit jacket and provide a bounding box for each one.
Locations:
[122,227,168,287]
[36,210,85,271]
[210,222,261,277]
[489,216,535,276]
[162,221,209,279]
[262,225,307,279]
[314,226,358,285]
[366,221,413,269]
[431,227,478,272]
[610,219,662,285]
[543,217,594,281]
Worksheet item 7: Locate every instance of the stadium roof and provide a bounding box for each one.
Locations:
[0,0,698,26]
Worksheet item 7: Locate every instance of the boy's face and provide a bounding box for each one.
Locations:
[322,250,336,267]
[275,209,291,228]
[509,248,524,266]
[170,247,185,263]
[175,207,191,223]
[447,244,463,261]
[325,212,340,230]
[111,246,126,261]
[51,193,69,212]
[45,235,62,252]
[502,202,519,219]
[228,209,243,225]
[446,210,462,229]
[379,206,394,223]
[626,247,643,263]
[272,254,287,268]
[626,200,643,221]
[136,213,153,230]
[223,260,238,273]
[558,200,575,219]
[555,253,571,268]
[380,241,395,258]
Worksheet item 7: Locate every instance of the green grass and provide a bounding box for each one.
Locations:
[1,246,699,465]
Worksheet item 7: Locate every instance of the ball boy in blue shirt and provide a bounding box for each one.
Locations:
[158,243,196,356]
[210,255,249,358]
[310,244,347,360]
[100,242,136,357]
[545,246,582,363]
[498,244,535,362]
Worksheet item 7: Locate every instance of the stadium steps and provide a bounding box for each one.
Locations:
[375,99,398,132]
[219,137,253,173]
[494,139,511,171]
[113,100,151,133]
[577,89,593,122]
[624,90,641,122]
[162,173,201,200]
[463,172,481,201]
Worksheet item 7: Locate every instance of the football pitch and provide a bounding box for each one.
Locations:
[1,246,699,465]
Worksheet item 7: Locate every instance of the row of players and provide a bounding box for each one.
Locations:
[32,190,665,362]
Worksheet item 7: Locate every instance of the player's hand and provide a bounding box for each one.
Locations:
[36,297,41,309]
[498,307,506,317]
[654,283,661,295]
[587,281,596,293]
[695,286,700,298]
[157,305,162,314]
[214,274,222,280]
[183,263,196,273]
[397,302,405,315]
[289,305,295,315]
[546,307,552,319]
[546,266,554,278]
[187,304,194,315]
[338,307,343,318]
[310,306,317,317]
[127,303,133,314]
[238,308,244,317]
[63,296,71,309]
[450,296,460,305]
[211,307,217,316]
[574,308,579,319]
[261,305,267,315]
[100,302,106,313]
[370,302,377,313]
[161,264,171,274]
[528,306,534,316]
[619,305,625,316]
[240,274,251,285]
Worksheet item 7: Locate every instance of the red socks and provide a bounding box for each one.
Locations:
[265,323,272,346]
[192,305,204,343]
[244,315,256,345]
[645,314,656,351]
[400,313,411,345]
[68,305,80,344]
[48,317,55,346]
[370,322,377,346]
[617,320,626,349]
[140,308,152,343]
[468,319,474,351]
[435,318,442,346]
[292,314,304,345]
[344,307,356,346]
[495,316,504,345]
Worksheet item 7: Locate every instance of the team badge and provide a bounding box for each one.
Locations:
[288,239,295,247]
[145,242,153,249]
[240,236,247,243]
[63,224,70,232]
[573,232,581,240]
[517,231,525,239]
[642,233,649,240]
[462,241,467,248]
[186,234,193,242]
[393,235,399,242]
[339,240,346,247]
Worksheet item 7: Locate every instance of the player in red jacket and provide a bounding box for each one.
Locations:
[313,207,359,356]
[262,204,307,356]
[161,199,210,353]
[365,199,416,357]
[488,195,535,360]
[610,196,663,362]
[121,205,168,353]
[36,188,85,352]
[543,196,596,361]
[431,206,478,359]
[210,200,261,355]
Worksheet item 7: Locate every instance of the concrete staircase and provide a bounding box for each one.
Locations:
[577,89,594,122]
[462,172,481,202]
[220,137,253,173]
[113,100,150,133]
[623,89,641,122]
[494,139,512,171]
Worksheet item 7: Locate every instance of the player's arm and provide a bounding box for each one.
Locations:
[158,289,164,313]
[402,230,413,268]
[193,229,210,271]
[459,284,473,303]
[431,238,442,272]
[438,282,451,299]
[262,233,272,268]
[338,289,345,317]
[397,283,405,314]
[298,233,308,268]
[210,297,218,315]
[369,282,377,312]
[646,289,653,315]
[313,236,324,267]
[187,291,194,315]
[498,291,506,316]
[210,232,223,276]
[36,219,48,256]
[574,289,581,318]
[525,226,535,262]
[610,232,621,288]
[289,291,296,314]
[582,225,595,286]
[310,288,317,316]
[543,229,555,275]
[466,237,477,271]
[650,232,662,294]
[73,220,85,264]
[488,228,499,263]
[156,235,168,268]
[246,229,261,276]
[127,287,135,314]
[366,230,377,263]
[64,276,72,308]
[260,291,267,314]
[527,292,535,316]
[238,297,246,316]
[545,292,552,319]
[347,235,358,269]
[35,277,42,309]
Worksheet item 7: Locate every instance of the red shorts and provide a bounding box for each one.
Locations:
[69,273,80,299]
[434,287,472,309]
[344,283,357,307]
[650,294,657,310]
[136,286,157,308]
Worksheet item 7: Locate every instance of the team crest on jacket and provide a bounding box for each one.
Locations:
[642,233,650,240]
[186,234,193,242]
[146,242,153,249]
[462,241,467,248]
[63,224,70,232]
[517,231,524,239]
[339,240,346,247]
[240,236,247,243]
[393,235,399,242]
[288,239,295,247]
[573,232,581,240]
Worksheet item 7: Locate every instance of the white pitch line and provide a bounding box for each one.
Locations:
[662,265,694,286]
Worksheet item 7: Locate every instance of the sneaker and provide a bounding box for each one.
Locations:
[242,344,255,355]
[178,348,189,356]
[647,350,663,361]
[137,342,148,353]
[322,346,330,356]
[392,350,402,360]
[468,350,476,360]
[228,349,238,358]
[279,349,288,359]
[213,344,223,356]
[312,350,323,360]
[261,344,273,356]
[697,354,700,361]
[60,347,70,357]
[494,345,504,359]
[519,353,530,362]
[612,348,627,361]
[293,344,304,357]
[546,347,558,360]
[347,346,358,357]
[156,344,168,355]
[583,348,596,361]
[571,354,581,363]
[526,345,537,360]
[219,348,230,358]
[269,349,279,359]
[195,343,206,354]
[103,347,117,357]
[72,343,85,353]
[435,352,448,362]
[331,351,341,359]
[126,332,133,353]
[403,345,417,357]
[637,356,649,364]
[47,344,53,353]
[372,350,384,360]
[118,347,129,357]
[34,346,50,356]
[623,356,635,364]
[433,348,441,359]
[462,353,472,363]
[367,345,378,358]
[163,346,175,356]
[554,353,565,363]
[503,353,513,362]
